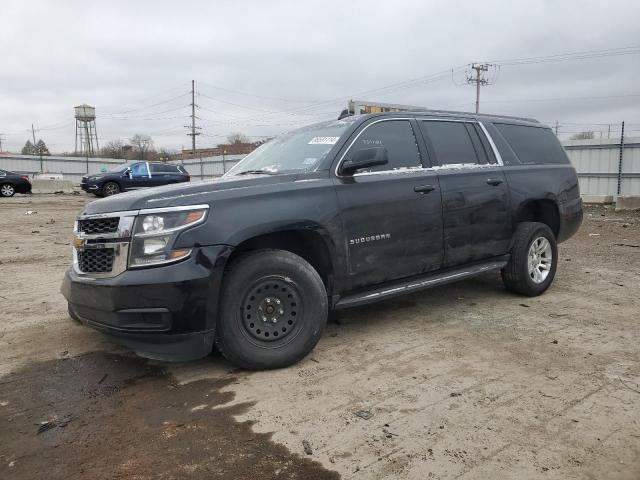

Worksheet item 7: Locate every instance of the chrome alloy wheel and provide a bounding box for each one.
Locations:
[528,236,552,284]
[103,183,119,196]
[1,184,15,196]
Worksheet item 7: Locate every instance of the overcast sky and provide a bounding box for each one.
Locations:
[2,0,640,153]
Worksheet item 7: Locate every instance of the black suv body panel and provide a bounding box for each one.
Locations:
[62,110,583,361]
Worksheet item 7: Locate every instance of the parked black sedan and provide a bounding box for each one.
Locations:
[0,169,32,197]
[80,161,190,196]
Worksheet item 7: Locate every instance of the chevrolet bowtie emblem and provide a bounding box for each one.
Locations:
[73,237,85,249]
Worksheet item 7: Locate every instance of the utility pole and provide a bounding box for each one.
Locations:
[31,124,36,145]
[185,79,201,155]
[0,133,5,152]
[555,121,559,136]
[467,63,494,114]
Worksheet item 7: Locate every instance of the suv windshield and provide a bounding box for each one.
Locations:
[108,162,134,173]
[225,118,357,176]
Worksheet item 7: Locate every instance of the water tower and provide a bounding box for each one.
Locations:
[74,104,99,156]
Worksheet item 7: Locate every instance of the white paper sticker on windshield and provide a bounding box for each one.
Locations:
[308,136,339,145]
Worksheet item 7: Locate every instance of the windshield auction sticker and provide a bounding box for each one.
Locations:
[308,136,339,145]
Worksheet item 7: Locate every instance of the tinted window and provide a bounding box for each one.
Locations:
[348,120,421,172]
[420,121,484,166]
[150,163,178,173]
[494,124,569,165]
[130,163,149,177]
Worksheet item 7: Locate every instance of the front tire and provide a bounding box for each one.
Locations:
[215,249,328,370]
[101,182,120,196]
[1,184,15,197]
[501,222,558,296]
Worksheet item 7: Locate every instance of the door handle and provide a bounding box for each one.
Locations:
[486,178,503,186]
[414,184,436,194]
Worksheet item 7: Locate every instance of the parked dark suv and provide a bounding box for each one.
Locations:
[0,169,32,197]
[62,110,583,369]
[80,161,190,196]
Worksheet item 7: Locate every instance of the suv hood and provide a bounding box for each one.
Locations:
[81,173,306,215]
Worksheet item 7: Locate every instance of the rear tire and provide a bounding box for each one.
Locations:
[102,182,120,196]
[501,222,558,296]
[215,249,328,370]
[1,184,15,197]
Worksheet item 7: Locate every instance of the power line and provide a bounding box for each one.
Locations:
[488,45,640,66]
[102,92,190,117]
[100,83,190,114]
[197,81,315,104]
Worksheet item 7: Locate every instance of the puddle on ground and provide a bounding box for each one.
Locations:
[0,352,339,480]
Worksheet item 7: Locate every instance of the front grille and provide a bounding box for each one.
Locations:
[78,249,114,273]
[78,217,119,235]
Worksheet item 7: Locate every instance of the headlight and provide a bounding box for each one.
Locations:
[128,205,209,268]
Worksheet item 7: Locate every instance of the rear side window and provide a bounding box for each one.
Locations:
[348,120,422,172]
[419,121,488,166]
[150,163,179,173]
[494,124,569,165]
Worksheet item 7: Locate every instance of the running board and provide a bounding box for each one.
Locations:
[334,256,509,310]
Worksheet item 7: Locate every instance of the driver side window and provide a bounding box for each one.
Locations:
[130,163,149,178]
[348,120,422,172]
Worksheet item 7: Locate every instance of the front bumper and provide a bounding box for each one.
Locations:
[61,245,233,361]
[80,182,100,192]
[15,182,32,194]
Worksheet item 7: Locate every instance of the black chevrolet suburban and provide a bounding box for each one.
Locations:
[62,110,583,369]
[80,161,190,196]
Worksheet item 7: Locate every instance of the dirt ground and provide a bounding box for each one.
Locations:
[1,194,639,480]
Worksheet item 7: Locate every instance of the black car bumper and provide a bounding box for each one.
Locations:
[80,181,100,193]
[14,182,32,194]
[61,245,233,361]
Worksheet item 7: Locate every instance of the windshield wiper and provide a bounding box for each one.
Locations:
[234,169,279,176]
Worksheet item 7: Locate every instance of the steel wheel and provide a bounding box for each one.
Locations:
[1,184,15,197]
[527,236,552,284]
[102,182,120,196]
[240,276,303,347]
[216,249,328,369]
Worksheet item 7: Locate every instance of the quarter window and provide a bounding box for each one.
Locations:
[420,121,486,166]
[347,120,422,172]
[494,123,569,165]
[150,163,178,173]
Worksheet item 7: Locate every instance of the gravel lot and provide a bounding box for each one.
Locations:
[1,194,639,480]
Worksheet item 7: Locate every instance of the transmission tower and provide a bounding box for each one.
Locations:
[466,63,499,113]
[184,80,201,154]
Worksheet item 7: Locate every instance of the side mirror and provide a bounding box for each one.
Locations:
[123,168,132,178]
[340,147,388,175]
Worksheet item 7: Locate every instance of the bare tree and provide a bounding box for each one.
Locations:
[158,147,177,162]
[129,134,154,160]
[570,131,595,140]
[100,139,126,159]
[227,132,250,144]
